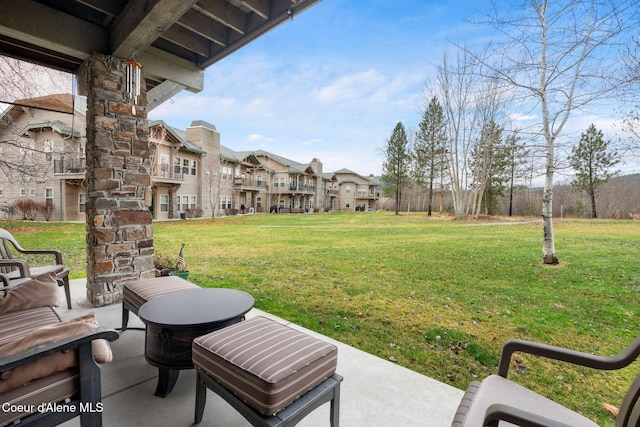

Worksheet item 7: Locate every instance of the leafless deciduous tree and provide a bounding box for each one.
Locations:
[1,56,73,183]
[428,49,508,220]
[468,0,640,263]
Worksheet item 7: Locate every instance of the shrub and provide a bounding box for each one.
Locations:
[185,208,203,218]
[37,203,55,221]
[12,199,38,220]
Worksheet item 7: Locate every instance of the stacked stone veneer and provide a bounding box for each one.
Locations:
[79,53,155,306]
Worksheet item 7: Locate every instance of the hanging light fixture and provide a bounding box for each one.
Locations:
[125,59,142,108]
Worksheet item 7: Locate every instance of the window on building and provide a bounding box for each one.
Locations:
[191,160,197,175]
[280,178,285,187]
[257,197,262,208]
[160,195,169,212]
[174,157,181,174]
[45,188,53,207]
[20,189,26,197]
[346,186,351,193]
[257,175,262,186]
[182,159,189,175]
[0,189,4,197]
[44,141,53,161]
[30,189,35,197]
[182,196,189,211]
[79,193,86,213]
[176,196,181,211]
[190,196,196,209]
[160,154,169,173]
[346,201,351,209]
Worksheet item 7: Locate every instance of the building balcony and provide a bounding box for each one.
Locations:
[272,183,315,194]
[233,177,269,191]
[56,279,462,426]
[53,158,86,174]
[153,167,185,184]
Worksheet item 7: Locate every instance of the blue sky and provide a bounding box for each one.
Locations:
[148,0,638,178]
[149,0,492,177]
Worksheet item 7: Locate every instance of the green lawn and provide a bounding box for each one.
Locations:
[2,212,639,425]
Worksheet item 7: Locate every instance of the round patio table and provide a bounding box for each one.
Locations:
[138,288,254,397]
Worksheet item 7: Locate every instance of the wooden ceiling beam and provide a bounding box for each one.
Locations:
[238,0,270,20]
[160,25,210,58]
[0,0,105,62]
[195,0,248,35]
[110,0,198,59]
[138,46,204,93]
[177,9,227,47]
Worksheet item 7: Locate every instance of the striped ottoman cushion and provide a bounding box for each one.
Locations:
[123,276,199,312]
[192,316,338,416]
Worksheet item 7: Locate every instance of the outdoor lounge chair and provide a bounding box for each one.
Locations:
[0,227,71,309]
[452,335,640,427]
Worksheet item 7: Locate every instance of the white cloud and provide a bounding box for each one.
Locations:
[510,113,537,121]
[301,138,323,146]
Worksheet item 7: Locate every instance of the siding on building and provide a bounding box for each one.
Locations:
[0,95,379,221]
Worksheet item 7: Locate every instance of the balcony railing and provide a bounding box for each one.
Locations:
[234,177,269,190]
[288,183,315,192]
[53,159,86,174]
[154,166,184,180]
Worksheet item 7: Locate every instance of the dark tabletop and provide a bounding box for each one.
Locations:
[138,288,255,328]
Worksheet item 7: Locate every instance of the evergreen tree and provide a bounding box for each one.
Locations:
[470,120,509,216]
[569,124,620,218]
[382,122,411,215]
[414,96,446,216]
[504,132,528,217]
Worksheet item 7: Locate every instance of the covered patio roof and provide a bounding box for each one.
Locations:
[0,0,321,109]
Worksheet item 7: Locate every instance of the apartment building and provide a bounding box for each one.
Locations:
[0,94,87,221]
[0,94,379,220]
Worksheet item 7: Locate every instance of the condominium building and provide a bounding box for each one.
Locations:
[0,94,379,221]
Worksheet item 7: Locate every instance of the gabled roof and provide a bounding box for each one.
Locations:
[148,120,207,155]
[19,120,81,138]
[0,94,86,128]
[253,150,315,174]
[219,147,264,171]
[331,168,378,184]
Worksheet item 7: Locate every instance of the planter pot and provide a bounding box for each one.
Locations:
[169,270,189,280]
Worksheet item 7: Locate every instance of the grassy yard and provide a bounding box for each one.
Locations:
[2,212,639,425]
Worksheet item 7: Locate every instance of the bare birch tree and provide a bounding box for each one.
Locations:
[468,0,640,263]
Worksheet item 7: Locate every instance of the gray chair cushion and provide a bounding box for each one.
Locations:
[193,316,338,416]
[458,375,598,427]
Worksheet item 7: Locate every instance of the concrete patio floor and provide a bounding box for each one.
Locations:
[57,279,463,427]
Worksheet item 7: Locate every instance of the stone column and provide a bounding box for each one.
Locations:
[78,53,155,306]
